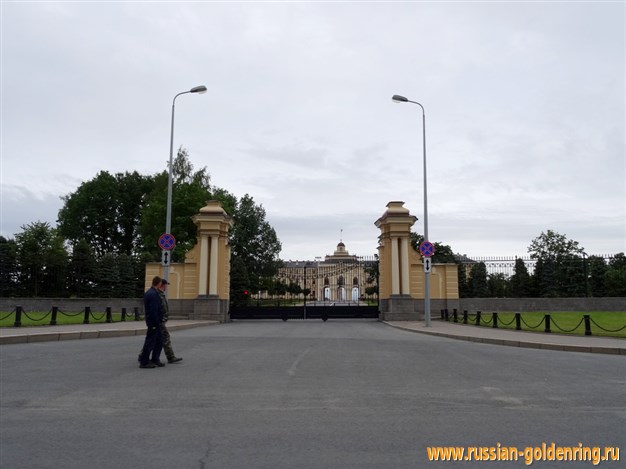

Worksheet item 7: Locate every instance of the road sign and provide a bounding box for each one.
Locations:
[161,250,170,267]
[419,241,435,258]
[158,233,176,251]
[423,257,432,273]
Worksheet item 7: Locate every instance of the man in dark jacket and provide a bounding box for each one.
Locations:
[139,276,165,368]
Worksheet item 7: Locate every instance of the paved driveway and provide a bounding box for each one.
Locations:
[1,320,624,468]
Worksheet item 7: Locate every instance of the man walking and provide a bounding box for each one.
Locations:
[139,276,165,369]
[158,279,182,364]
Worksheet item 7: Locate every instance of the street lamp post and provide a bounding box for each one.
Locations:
[164,85,207,282]
[391,94,431,327]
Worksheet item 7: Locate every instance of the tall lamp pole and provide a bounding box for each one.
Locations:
[164,85,207,281]
[392,94,431,327]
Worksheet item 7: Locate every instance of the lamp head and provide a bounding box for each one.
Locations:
[190,85,208,94]
[392,95,408,103]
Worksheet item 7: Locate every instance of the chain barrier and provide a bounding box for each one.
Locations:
[498,315,517,327]
[0,308,15,321]
[447,309,625,337]
[589,317,626,333]
[22,308,52,322]
[519,315,546,330]
[550,316,585,334]
[479,314,494,326]
[1,305,145,327]
[58,309,84,317]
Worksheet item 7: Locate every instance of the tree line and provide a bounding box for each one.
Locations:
[0,149,282,300]
[412,230,626,298]
[1,151,624,300]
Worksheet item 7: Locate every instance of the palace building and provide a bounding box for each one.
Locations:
[276,242,377,303]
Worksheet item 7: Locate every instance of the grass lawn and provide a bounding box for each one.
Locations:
[0,311,138,328]
[461,311,626,338]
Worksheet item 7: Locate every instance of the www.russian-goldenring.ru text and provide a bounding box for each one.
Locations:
[426,442,620,465]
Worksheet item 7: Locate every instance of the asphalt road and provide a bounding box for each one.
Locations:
[1,320,624,468]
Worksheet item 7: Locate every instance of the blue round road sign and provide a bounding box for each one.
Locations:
[419,241,435,257]
[158,233,176,251]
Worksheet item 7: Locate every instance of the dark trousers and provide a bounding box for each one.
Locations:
[139,323,163,364]
[161,323,175,360]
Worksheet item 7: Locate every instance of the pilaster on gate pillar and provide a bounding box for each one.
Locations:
[191,201,233,322]
[375,201,422,321]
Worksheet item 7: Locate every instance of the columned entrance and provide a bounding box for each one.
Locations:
[145,200,459,322]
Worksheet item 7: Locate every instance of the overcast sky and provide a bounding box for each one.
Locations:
[1,1,624,261]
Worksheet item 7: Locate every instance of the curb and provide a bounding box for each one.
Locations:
[0,321,216,345]
[383,321,626,356]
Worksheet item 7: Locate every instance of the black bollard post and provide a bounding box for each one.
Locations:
[444,309,449,321]
[544,314,551,333]
[475,311,481,326]
[492,312,498,328]
[134,307,140,321]
[106,306,112,323]
[463,310,468,324]
[515,313,521,331]
[14,306,22,327]
[584,315,592,336]
[51,306,58,326]
[453,308,458,323]
[83,306,90,324]
[121,307,127,322]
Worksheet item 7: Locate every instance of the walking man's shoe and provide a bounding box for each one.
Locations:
[139,362,157,369]
[168,357,183,364]
[151,361,166,367]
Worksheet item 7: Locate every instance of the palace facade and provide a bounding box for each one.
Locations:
[276,242,377,303]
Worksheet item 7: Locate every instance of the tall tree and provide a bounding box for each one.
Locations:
[58,170,152,257]
[510,258,532,297]
[0,236,18,297]
[605,253,626,296]
[141,147,237,262]
[488,273,509,297]
[14,222,68,297]
[528,230,586,297]
[230,194,282,286]
[587,255,607,297]
[68,239,97,298]
[468,262,489,297]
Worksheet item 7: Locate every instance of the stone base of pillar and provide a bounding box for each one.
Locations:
[379,295,424,321]
[192,295,230,323]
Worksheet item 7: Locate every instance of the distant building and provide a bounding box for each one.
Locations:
[276,242,377,302]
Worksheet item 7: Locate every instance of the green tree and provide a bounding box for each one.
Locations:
[141,147,238,262]
[510,258,532,297]
[68,239,97,298]
[230,194,282,287]
[528,230,586,297]
[230,256,251,306]
[587,256,607,297]
[15,222,68,297]
[457,263,471,298]
[363,254,379,298]
[0,236,18,297]
[58,170,152,257]
[488,273,510,297]
[468,262,489,297]
[605,253,626,296]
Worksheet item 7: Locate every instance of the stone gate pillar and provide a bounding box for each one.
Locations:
[191,201,233,322]
[375,201,422,321]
